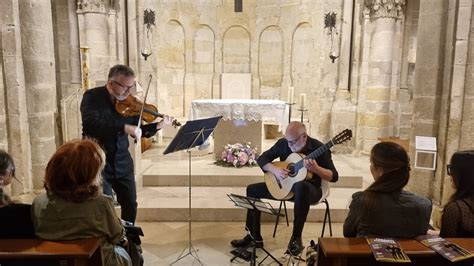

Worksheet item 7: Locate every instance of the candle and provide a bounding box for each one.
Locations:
[300,93,306,109]
[287,87,294,104]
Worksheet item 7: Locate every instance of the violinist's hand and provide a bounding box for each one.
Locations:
[157,115,174,129]
[124,124,142,139]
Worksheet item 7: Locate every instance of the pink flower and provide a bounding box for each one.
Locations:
[221,151,228,160]
[226,153,234,162]
[238,151,249,165]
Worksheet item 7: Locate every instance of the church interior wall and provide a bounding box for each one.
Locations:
[0,0,473,218]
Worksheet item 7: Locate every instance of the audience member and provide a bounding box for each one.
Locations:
[343,142,432,238]
[31,139,133,266]
[440,150,474,237]
[0,150,35,239]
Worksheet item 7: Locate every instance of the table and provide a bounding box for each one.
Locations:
[189,99,289,158]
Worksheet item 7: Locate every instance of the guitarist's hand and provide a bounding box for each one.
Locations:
[273,167,290,181]
[304,159,319,173]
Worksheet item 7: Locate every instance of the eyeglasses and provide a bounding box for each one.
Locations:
[111,80,136,92]
[287,133,306,145]
[446,164,451,176]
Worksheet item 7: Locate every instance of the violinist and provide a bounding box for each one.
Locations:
[80,64,173,224]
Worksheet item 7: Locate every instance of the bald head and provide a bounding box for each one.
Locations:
[286,121,306,137]
[285,122,307,152]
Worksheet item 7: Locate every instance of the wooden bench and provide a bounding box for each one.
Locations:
[0,238,102,266]
[317,237,474,266]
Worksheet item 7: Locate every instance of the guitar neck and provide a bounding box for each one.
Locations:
[294,141,334,171]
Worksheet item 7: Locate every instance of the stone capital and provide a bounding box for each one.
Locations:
[364,0,405,20]
[77,0,115,14]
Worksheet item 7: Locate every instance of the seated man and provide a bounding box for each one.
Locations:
[231,122,339,255]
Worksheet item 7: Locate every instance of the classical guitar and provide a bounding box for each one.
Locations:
[264,129,352,200]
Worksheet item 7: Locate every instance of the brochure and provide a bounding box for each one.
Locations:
[366,237,411,263]
[416,235,474,262]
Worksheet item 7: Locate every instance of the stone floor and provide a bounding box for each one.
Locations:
[139,221,344,265]
[135,135,373,265]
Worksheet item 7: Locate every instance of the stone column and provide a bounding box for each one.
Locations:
[77,0,115,86]
[19,0,59,189]
[407,0,450,198]
[68,0,81,85]
[331,0,357,150]
[0,0,34,195]
[357,0,405,152]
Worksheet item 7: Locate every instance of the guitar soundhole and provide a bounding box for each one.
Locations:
[287,164,296,177]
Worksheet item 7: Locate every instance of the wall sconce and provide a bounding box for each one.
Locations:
[324,11,339,63]
[141,9,155,61]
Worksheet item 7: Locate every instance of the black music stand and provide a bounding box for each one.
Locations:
[165,116,222,265]
[228,193,283,266]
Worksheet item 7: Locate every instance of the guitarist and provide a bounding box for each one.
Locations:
[230,122,339,255]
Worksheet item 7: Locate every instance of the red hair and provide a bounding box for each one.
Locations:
[44,139,104,203]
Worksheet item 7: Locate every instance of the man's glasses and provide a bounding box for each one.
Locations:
[446,164,451,176]
[111,80,136,92]
[287,133,306,145]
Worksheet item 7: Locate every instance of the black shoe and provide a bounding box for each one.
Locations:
[231,235,264,248]
[286,236,304,256]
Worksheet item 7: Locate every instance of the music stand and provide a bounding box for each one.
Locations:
[227,193,283,266]
[165,116,222,265]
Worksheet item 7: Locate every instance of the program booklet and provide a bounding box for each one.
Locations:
[366,237,411,263]
[416,235,474,262]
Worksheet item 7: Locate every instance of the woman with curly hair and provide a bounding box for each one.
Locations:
[31,139,132,266]
[343,142,432,238]
[440,150,474,237]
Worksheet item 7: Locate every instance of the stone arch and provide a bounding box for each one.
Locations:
[290,22,314,97]
[222,26,251,73]
[258,25,283,99]
[193,24,215,99]
[163,19,186,116]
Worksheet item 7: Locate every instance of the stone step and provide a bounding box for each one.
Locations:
[142,158,363,188]
[134,186,357,223]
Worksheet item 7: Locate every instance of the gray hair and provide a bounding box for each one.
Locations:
[107,64,135,80]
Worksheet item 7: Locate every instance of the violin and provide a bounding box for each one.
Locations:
[115,95,181,127]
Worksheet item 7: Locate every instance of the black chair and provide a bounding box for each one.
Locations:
[272,180,333,238]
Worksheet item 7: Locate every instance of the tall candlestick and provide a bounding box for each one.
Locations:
[288,87,294,103]
[300,93,306,109]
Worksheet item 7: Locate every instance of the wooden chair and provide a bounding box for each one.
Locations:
[272,179,332,238]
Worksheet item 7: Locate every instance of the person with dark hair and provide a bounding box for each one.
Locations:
[440,150,474,237]
[343,142,432,238]
[0,150,35,239]
[31,139,133,266]
[80,64,172,224]
[231,122,339,255]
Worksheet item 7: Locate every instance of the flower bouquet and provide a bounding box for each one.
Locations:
[215,142,258,168]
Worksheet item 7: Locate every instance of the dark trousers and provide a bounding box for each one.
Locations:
[246,181,322,239]
[103,176,137,224]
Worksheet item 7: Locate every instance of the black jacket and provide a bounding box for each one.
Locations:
[80,86,158,179]
[256,136,339,188]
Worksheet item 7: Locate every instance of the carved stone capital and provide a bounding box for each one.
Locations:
[364,0,406,20]
[77,0,115,14]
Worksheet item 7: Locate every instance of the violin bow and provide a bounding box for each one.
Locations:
[135,74,153,143]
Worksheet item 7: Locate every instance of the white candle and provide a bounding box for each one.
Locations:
[300,93,306,109]
[287,87,294,103]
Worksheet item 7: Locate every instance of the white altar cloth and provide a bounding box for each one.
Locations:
[189,99,289,130]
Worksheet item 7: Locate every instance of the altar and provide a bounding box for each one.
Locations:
[189,99,289,158]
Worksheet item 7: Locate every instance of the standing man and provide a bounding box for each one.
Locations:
[81,64,171,224]
[230,121,339,255]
